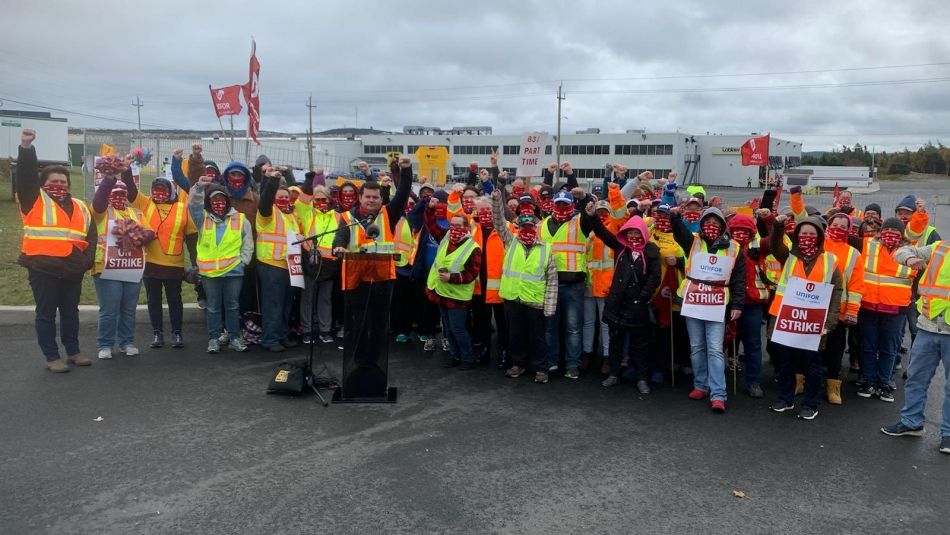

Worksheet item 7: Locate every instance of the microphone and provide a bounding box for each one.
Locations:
[366,224,381,239]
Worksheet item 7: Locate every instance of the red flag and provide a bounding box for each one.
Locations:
[740,134,770,166]
[242,39,261,145]
[209,84,243,117]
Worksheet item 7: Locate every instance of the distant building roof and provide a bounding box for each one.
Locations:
[0,109,67,122]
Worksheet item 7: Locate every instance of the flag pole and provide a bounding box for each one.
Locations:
[217,114,233,161]
[229,115,235,160]
[669,293,675,388]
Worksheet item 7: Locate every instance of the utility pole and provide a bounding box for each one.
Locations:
[354,105,358,129]
[131,95,144,146]
[305,94,315,170]
[556,82,565,174]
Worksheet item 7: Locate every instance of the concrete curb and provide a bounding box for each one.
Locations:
[0,304,206,326]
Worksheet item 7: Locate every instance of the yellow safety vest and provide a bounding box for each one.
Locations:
[425,236,479,300]
[197,213,245,277]
[499,241,552,305]
[256,210,298,264]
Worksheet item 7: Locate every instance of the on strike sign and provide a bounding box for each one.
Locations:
[680,281,727,321]
[517,132,548,177]
[771,277,833,351]
[286,234,305,289]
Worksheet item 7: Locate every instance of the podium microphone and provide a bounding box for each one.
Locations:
[366,224,381,239]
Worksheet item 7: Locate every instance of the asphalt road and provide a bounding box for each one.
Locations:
[1,320,949,535]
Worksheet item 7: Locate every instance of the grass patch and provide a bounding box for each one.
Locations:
[0,164,196,306]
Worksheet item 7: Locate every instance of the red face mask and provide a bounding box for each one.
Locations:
[518,203,536,216]
[653,216,672,233]
[405,201,415,214]
[540,199,554,213]
[340,191,357,210]
[684,210,701,223]
[880,230,902,249]
[518,226,537,246]
[448,227,468,245]
[826,226,848,242]
[151,186,170,203]
[462,198,475,214]
[731,229,751,245]
[477,209,493,228]
[275,198,293,213]
[839,197,852,208]
[314,198,330,212]
[701,221,721,241]
[512,186,525,197]
[42,183,68,201]
[210,196,228,216]
[553,203,574,223]
[109,191,127,211]
[434,204,447,220]
[227,174,245,191]
[784,221,797,234]
[205,168,217,179]
[798,234,819,258]
[627,232,645,249]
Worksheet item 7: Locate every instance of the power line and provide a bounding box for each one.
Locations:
[0,94,176,128]
[570,77,950,95]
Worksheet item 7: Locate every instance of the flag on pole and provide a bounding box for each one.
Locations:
[740,134,770,166]
[209,85,243,117]
[242,39,261,145]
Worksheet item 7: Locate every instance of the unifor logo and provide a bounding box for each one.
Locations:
[750,138,756,151]
[709,256,718,265]
[805,282,816,292]
[216,89,225,100]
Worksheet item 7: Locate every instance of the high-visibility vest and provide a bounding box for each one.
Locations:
[540,215,587,273]
[677,236,740,301]
[769,251,837,316]
[825,239,864,319]
[743,237,770,302]
[916,225,938,246]
[304,209,340,259]
[95,206,143,265]
[498,241,552,305]
[143,200,188,257]
[255,210,298,263]
[471,222,509,303]
[393,216,418,268]
[586,233,615,298]
[20,190,91,256]
[197,213,245,277]
[340,210,395,254]
[762,234,792,288]
[426,237,480,301]
[862,239,915,307]
[916,240,950,321]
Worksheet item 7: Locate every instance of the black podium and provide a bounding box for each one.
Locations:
[332,252,398,403]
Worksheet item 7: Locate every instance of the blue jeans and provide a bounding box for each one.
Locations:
[202,275,242,340]
[94,276,141,350]
[258,263,293,348]
[685,316,727,401]
[737,303,764,386]
[546,281,585,369]
[440,305,474,363]
[859,309,904,388]
[583,295,610,356]
[901,329,950,436]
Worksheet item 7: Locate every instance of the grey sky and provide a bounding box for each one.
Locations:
[2,0,949,151]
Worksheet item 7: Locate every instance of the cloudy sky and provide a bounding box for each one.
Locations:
[2,0,949,151]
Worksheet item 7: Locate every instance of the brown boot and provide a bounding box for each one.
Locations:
[46,359,69,373]
[67,354,92,366]
[826,378,843,405]
[795,374,805,395]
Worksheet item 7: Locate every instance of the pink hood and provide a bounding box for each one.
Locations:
[616,215,649,253]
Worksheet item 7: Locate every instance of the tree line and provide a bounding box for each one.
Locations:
[800,142,950,176]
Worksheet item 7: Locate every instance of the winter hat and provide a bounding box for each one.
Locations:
[727,213,756,233]
[593,200,610,213]
[828,212,852,231]
[895,195,916,213]
[882,217,905,234]
[254,154,272,168]
[655,203,672,215]
[864,203,881,215]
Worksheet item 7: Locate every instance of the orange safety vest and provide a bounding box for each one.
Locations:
[825,239,864,319]
[341,210,395,254]
[471,222,509,304]
[21,191,91,257]
[862,239,915,307]
[768,251,837,316]
[586,233,615,298]
[143,200,188,256]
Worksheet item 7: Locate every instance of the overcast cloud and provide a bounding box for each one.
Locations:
[2,0,949,151]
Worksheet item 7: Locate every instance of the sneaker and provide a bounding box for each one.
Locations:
[857,384,876,398]
[710,400,726,413]
[67,354,92,366]
[441,338,450,352]
[770,402,795,413]
[878,387,896,403]
[171,332,184,349]
[319,334,335,344]
[602,375,620,387]
[97,348,113,360]
[797,407,818,420]
[121,345,140,356]
[881,422,925,437]
[748,384,764,399]
[207,340,220,354]
[688,388,709,400]
[534,371,549,384]
[505,365,525,378]
[548,364,559,373]
[940,436,950,454]
[564,368,580,380]
[46,359,69,373]
[423,338,436,352]
[301,335,313,345]
[395,334,409,343]
[218,332,230,345]
[417,335,429,343]
[228,339,249,352]
[636,380,651,394]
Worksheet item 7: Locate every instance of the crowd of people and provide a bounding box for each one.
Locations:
[15,128,950,454]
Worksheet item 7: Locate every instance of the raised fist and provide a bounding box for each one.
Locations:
[398,156,411,169]
[560,162,573,174]
[585,201,596,216]
[173,148,184,159]
[192,143,202,154]
[20,128,36,148]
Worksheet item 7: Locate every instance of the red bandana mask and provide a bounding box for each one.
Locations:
[205,168,217,179]
[434,205,447,220]
[540,199,554,213]
[477,209,493,228]
[109,191,127,211]
[880,230,902,250]
[210,197,228,216]
[314,199,330,212]
[448,227,468,245]
[553,203,574,223]
[653,216,672,233]
[684,210,701,223]
[839,197,851,208]
[627,233,645,249]
[227,175,245,191]
[518,226,537,246]
[827,227,848,242]
[784,221,797,234]
[797,235,819,258]
[462,198,475,214]
[731,229,751,245]
[275,198,293,214]
[42,183,68,201]
[151,187,170,203]
[518,203,536,216]
[512,186,525,197]
[340,191,357,210]
[701,222,721,241]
